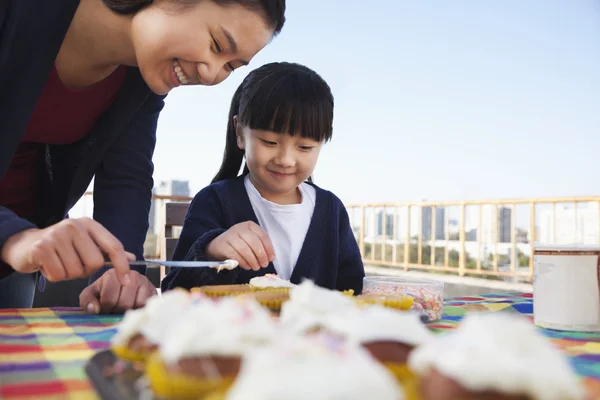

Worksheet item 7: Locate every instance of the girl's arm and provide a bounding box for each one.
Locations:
[335,198,365,294]
[160,186,240,291]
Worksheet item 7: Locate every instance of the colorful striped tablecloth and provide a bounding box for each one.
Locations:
[1,293,599,399]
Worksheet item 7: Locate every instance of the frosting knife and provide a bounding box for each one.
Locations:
[103,259,239,270]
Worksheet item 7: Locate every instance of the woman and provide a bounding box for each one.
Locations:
[0,0,285,311]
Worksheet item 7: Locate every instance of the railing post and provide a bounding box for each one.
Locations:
[459,203,466,276]
[381,207,386,261]
[431,206,436,266]
[417,205,423,265]
[392,207,398,264]
[529,202,536,279]
[359,206,365,258]
[404,206,410,271]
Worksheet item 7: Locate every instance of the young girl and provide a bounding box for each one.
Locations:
[161,62,364,294]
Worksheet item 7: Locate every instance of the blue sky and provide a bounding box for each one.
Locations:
[152,0,600,205]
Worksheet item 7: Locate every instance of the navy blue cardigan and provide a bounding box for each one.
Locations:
[0,1,165,280]
[161,175,365,294]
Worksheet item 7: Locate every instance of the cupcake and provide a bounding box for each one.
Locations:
[408,313,585,400]
[279,280,360,333]
[355,293,414,311]
[328,305,434,364]
[248,273,296,294]
[245,291,290,312]
[110,289,194,362]
[192,284,252,298]
[146,295,279,399]
[223,332,404,400]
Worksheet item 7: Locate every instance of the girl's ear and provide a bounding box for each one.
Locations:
[234,116,245,150]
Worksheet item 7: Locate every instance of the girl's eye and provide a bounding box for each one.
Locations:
[260,139,277,146]
[213,38,223,53]
[299,146,314,151]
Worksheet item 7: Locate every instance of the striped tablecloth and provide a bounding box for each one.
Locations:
[1,293,599,399]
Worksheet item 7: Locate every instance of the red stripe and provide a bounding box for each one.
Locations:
[0,344,42,353]
[0,381,66,396]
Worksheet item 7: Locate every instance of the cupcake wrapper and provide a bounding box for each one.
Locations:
[192,285,252,298]
[111,344,148,363]
[355,295,414,310]
[146,353,235,400]
[249,287,291,295]
[384,363,420,400]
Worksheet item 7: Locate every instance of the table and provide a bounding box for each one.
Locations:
[1,293,599,399]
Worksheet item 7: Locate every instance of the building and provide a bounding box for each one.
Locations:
[537,204,598,244]
[422,206,445,240]
[376,209,395,238]
[498,207,512,243]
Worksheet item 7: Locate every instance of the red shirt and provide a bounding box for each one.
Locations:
[0,66,127,219]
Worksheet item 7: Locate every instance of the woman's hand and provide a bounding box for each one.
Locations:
[206,221,275,271]
[80,268,157,314]
[0,217,133,286]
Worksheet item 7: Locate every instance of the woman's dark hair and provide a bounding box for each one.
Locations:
[212,62,334,184]
[102,0,285,35]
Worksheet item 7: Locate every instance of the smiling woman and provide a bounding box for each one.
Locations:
[0,0,285,311]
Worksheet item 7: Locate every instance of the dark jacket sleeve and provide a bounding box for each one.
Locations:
[161,185,240,291]
[0,207,37,279]
[333,196,365,294]
[89,93,165,282]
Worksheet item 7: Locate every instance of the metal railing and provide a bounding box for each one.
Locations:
[78,193,600,283]
[346,196,600,283]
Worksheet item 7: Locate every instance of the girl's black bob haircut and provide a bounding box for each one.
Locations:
[213,61,334,183]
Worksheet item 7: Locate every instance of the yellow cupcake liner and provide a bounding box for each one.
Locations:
[249,286,291,295]
[384,363,421,400]
[200,389,228,400]
[191,284,252,298]
[243,292,289,311]
[111,344,148,363]
[342,289,355,296]
[145,353,235,400]
[354,294,414,310]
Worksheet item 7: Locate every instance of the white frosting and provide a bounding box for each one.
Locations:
[249,274,296,288]
[408,313,585,400]
[326,305,434,346]
[225,333,404,400]
[159,296,278,365]
[214,259,240,272]
[279,280,359,333]
[111,289,192,346]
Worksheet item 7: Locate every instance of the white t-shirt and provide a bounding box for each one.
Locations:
[244,175,316,280]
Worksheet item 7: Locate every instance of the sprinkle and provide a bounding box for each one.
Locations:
[363,284,443,321]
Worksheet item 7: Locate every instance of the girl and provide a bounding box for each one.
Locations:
[0,0,286,310]
[161,62,365,294]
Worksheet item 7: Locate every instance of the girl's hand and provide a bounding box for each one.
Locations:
[206,221,275,270]
[0,218,134,286]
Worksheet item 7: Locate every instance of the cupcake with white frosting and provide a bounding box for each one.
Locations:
[408,313,585,400]
[327,305,434,364]
[111,288,194,362]
[249,273,295,292]
[279,279,360,332]
[146,295,279,399]
[224,332,405,400]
